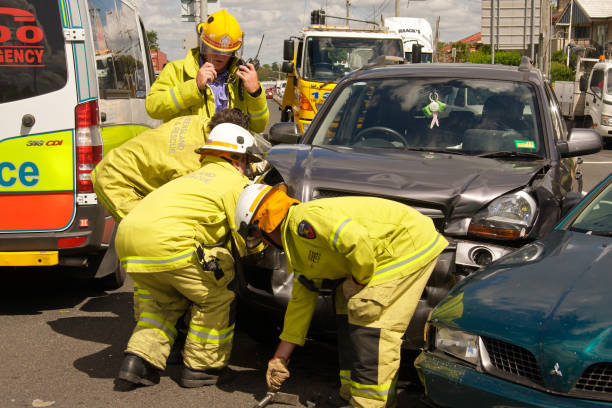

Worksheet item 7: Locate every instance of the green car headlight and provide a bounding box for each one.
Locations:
[435,326,480,365]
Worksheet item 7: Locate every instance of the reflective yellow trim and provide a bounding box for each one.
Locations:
[120,248,195,269]
[351,378,395,401]
[187,322,235,344]
[205,140,238,149]
[0,251,58,266]
[372,233,445,282]
[249,185,273,212]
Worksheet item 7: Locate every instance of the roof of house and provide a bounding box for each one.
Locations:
[557,0,612,25]
[441,32,481,52]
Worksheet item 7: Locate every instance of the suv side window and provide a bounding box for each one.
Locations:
[545,82,567,142]
[589,69,604,98]
[88,0,147,99]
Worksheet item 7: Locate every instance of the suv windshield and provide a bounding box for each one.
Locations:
[0,0,67,104]
[303,36,402,82]
[311,77,543,157]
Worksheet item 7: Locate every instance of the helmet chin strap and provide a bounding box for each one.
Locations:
[261,230,283,251]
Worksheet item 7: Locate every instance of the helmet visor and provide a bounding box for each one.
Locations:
[200,42,235,57]
[238,221,263,249]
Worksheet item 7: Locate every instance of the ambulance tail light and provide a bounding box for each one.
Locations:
[75,101,103,194]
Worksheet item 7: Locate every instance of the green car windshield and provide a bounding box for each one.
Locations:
[570,181,612,236]
[311,78,544,157]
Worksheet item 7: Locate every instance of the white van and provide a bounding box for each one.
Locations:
[583,59,612,140]
[0,0,160,288]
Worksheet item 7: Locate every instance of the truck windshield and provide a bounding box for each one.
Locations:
[0,0,67,104]
[311,78,544,158]
[303,36,402,82]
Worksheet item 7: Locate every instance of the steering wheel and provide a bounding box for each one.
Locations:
[354,126,409,147]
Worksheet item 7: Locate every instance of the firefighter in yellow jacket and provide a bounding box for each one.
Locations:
[145,9,269,133]
[235,185,449,408]
[114,124,264,389]
[91,109,263,321]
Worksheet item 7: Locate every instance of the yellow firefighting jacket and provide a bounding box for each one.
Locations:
[278,197,448,346]
[91,115,208,221]
[145,48,269,133]
[114,156,249,273]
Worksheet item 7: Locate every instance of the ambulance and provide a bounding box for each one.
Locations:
[0,0,160,288]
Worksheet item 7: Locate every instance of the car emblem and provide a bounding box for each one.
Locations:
[550,363,563,377]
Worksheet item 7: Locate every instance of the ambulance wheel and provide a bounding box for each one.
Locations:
[98,260,126,290]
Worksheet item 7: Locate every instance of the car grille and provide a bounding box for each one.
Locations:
[313,188,446,231]
[572,363,612,398]
[482,336,544,386]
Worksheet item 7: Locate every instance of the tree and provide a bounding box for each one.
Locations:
[147,30,159,50]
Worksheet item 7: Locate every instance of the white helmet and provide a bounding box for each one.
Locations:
[196,123,263,161]
[235,183,275,243]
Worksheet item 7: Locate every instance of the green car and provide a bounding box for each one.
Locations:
[416,172,612,408]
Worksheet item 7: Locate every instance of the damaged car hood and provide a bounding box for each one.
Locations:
[266,144,546,220]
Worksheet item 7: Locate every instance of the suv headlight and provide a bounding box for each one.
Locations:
[602,115,612,127]
[468,190,537,240]
[434,326,480,365]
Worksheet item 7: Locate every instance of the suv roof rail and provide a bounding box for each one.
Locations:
[518,55,533,72]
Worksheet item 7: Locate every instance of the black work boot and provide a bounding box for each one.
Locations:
[327,389,351,407]
[180,365,236,388]
[116,353,161,387]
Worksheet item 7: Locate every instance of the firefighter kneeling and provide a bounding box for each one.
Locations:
[235,185,448,408]
[114,123,264,389]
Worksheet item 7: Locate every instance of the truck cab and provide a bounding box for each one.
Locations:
[584,59,612,139]
[280,12,404,134]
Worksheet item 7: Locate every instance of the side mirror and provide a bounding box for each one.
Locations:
[283,39,294,61]
[269,122,301,145]
[557,128,602,158]
[579,75,587,92]
[281,61,294,74]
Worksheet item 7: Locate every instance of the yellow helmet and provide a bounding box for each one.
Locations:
[197,9,243,54]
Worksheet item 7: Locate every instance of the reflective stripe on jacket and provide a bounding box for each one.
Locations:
[279,197,448,346]
[115,156,249,273]
[92,115,208,221]
[145,48,269,133]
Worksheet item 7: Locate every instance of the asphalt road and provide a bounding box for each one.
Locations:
[1,100,609,408]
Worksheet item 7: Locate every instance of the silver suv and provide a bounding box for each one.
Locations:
[237,57,602,349]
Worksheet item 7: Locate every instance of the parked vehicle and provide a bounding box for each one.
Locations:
[279,9,404,133]
[554,56,612,141]
[0,0,160,288]
[237,57,602,349]
[415,171,612,408]
[265,87,275,99]
[383,17,434,63]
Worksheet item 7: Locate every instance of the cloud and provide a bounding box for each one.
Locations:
[136,0,482,65]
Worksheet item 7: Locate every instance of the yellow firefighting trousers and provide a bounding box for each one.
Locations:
[335,259,437,408]
[126,262,235,370]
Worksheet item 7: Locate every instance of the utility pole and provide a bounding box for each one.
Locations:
[346,0,351,25]
[566,0,573,66]
[530,0,535,61]
[199,0,207,23]
[490,0,495,64]
[396,0,400,17]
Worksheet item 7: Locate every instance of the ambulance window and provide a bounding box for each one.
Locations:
[0,0,67,104]
[88,0,148,99]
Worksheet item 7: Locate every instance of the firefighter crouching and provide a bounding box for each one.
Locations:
[235,185,449,407]
[145,9,269,133]
[114,123,265,389]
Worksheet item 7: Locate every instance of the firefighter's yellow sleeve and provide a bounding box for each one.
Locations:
[145,62,203,121]
[279,275,319,346]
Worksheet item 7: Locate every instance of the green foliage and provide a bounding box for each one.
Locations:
[257,63,287,81]
[552,50,565,63]
[147,30,159,50]
[467,50,522,66]
[551,61,574,83]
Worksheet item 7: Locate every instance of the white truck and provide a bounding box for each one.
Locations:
[383,17,433,63]
[554,57,612,140]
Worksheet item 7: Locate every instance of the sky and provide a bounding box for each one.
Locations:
[134,0,482,65]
